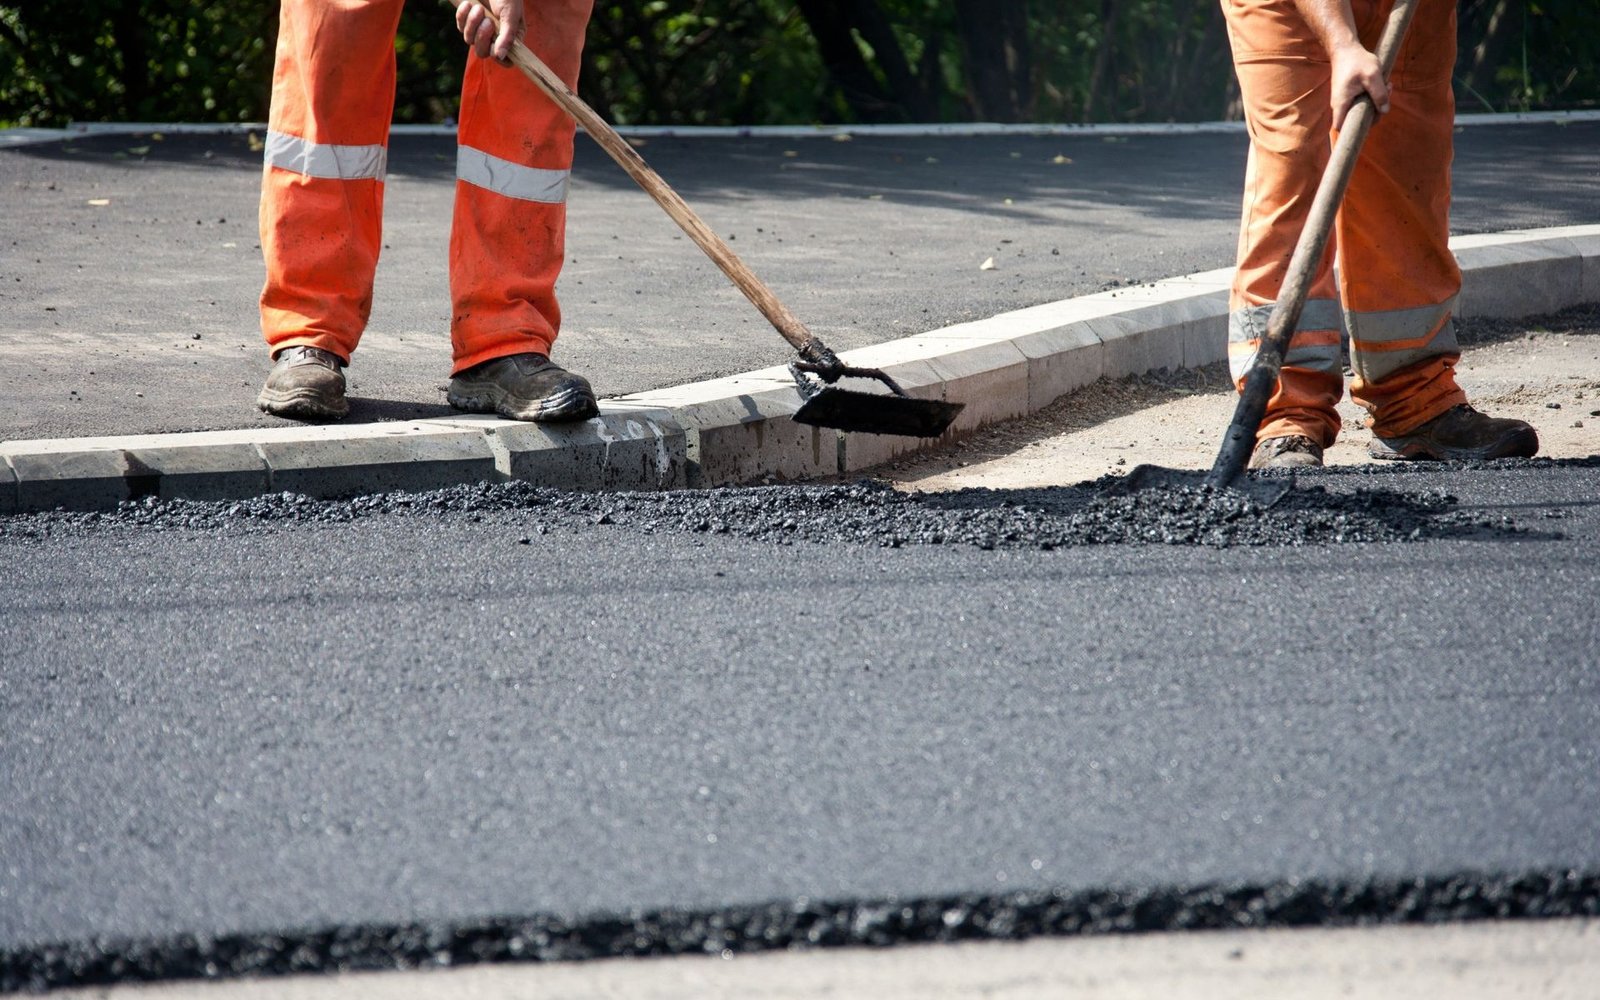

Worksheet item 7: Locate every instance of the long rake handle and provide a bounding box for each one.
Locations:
[1208,0,1419,487]
[448,1,837,369]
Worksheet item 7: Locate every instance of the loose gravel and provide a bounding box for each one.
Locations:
[6,460,1587,549]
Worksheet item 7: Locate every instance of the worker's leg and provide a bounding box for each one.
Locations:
[1340,0,1536,459]
[1222,0,1346,453]
[258,0,403,364]
[449,0,594,373]
[1340,0,1465,435]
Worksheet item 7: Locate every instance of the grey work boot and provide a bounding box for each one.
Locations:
[1368,404,1539,461]
[257,346,349,421]
[447,353,599,423]
[1250,434,1324,470]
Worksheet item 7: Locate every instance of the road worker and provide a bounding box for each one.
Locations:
[1223,0,1539,467]
[255,0,598,424]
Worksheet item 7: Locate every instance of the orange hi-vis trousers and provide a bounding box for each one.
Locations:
[1223,0,1467,446]
[259,0,593,374]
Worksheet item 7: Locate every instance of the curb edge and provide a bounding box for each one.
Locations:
[1,225,1595,513]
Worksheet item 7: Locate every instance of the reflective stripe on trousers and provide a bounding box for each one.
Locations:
[1347,296,1459,383]
[455,146,570,204]
[264,131,387,181]
[1227,298,1344,382]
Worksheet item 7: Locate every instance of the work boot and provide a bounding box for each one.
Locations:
[447,352,599,423]
[1250,434,1323,470]
[257,346,349,420]
[1367,404,1539,461]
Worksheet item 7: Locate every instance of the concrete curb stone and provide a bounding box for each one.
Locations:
[0,457,18,516]
[1,225,1594,513]
[433,406,688,491]
[624,373,838,487]
[254,423,498,499]
[2,432,271,512]
[1453,233,1587,320]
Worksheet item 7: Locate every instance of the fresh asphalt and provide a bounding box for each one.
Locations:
[2,461,1598,985]
[3,121,1599,440]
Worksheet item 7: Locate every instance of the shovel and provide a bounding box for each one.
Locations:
[450,1,962,438]
[1117,0,1419,507]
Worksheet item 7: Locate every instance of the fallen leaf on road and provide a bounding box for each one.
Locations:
[127,146,151,156]
[980,257,997,271]
[1052,154,1073,164]
[246,133,265,152]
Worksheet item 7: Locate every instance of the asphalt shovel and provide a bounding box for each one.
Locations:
[1116,0,1419,507]
[450,1,963,438]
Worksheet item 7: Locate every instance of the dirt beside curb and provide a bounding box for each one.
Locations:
[886,308,1600,492]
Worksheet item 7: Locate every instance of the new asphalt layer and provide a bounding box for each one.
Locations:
[3,459,1599,989]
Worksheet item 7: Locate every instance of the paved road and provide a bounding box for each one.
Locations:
[2,122,1598,440]
[4,462,1597,966]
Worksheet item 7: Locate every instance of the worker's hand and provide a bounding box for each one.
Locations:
[457,0,524,64]
[1328,39,1389,131]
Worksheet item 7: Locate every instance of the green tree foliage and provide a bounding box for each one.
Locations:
[583,1,828,125]
[1456,0,1600,112]
[0,3,274,125]
[2,1,1596,129]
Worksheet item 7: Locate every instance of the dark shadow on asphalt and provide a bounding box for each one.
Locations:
[15,131,1237,227]
[15,122,1598,243]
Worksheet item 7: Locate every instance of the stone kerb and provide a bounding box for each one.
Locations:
[1,226,1593,511]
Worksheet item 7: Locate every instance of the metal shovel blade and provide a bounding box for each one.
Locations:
[794,386,964,437]
[1111,463,1293,509]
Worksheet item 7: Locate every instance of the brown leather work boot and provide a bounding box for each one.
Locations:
[1250,434,1324,470]
[1368,403,1539,461]
[256,346,349,421]
[447,352,599,423]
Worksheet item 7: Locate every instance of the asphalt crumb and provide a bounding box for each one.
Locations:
[3,869,1595,993]
[4,460,1586,549]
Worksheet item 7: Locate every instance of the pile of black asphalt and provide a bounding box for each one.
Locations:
[7,458,1590,550]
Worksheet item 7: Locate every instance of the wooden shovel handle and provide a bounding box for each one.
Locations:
[448,0,830,364]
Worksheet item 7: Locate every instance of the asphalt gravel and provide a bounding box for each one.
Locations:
[7,459,1587,552]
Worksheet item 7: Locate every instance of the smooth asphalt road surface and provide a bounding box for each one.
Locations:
[3,461,1598,981]
[3,121,1598,440]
